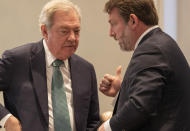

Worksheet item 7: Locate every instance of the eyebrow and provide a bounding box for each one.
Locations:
[59,26,80,30]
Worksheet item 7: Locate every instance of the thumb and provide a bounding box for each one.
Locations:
[116,65,122,77]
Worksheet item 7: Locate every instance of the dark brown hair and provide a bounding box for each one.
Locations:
[104,0,158,26]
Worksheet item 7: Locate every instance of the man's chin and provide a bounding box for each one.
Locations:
[120,47,126,51]
[119,45,133,52]
[119,42,134,51]
[119,43,127,51]
[56,52,75,60]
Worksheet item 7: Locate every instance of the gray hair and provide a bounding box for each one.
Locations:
[39,0,81,30]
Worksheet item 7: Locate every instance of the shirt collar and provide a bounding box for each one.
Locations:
[134,25,159,50]
[43,39,69,69]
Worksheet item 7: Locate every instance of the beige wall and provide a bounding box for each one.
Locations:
[177,0,190,63]
[0,1,189,128]
[154,0,164,28]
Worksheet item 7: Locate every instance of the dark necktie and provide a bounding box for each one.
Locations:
[52,59,72,131]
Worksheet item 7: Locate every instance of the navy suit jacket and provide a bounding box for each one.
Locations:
[0,40,100,131]
[110,28,190,131]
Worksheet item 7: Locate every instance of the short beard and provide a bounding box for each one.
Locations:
[119,41,133,51]
[119,42,125,51]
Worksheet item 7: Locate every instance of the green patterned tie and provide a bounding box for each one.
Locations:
[52,59,72,131]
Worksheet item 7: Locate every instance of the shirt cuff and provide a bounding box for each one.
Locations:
[104,119,112,131]
[0,114,12,128]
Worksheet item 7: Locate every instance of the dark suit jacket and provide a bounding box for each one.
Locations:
[0,40,100,131]
[110,28,190,131]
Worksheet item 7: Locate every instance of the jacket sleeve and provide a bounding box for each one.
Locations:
[86,65,100,131]
[0,50,14,120]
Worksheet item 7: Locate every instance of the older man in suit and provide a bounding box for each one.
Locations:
[98,0,190,131]
[0,0,99,131]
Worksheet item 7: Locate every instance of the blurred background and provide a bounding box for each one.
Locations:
[0,1,189,130]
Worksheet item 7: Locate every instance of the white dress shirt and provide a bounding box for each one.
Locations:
[104,25,159,131]
[43,40,76,131]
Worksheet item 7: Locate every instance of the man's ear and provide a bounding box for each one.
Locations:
[129,14,138,29]
[41,24,48,39]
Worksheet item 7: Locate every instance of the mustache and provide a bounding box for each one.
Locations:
[113,36,117,40]
[63,42,76,47]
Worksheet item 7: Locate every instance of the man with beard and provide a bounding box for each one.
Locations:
[0,0,99,131]
[98,0,190,131]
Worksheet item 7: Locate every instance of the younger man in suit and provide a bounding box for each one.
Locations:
[0,0,99,131]
[98,0,190,130]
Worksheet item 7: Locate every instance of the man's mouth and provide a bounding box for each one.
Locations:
[63,44,75,47]
[63,45,76,50]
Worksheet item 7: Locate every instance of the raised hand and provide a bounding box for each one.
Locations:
[99,65,122,97]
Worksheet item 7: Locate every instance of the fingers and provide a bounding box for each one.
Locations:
[99,86,108,93]
[100,74,113,85]
[100,111,113,122]
[5,115,22,131]
[102,74,114,85]
[102,77,110,86]
[99,74,113,92]
[104,74,114,81]
[116,65,122,77]
[99,81,110,92]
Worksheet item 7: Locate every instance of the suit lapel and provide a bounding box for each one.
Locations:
[30,40,49,126]
[69,55,81,130]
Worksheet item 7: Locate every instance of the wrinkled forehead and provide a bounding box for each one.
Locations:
[52,9,81,26]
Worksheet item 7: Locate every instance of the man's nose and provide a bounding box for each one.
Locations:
[68,31,76,41]
[109,28,115,37]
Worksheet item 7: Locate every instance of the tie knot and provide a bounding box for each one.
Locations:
[52,59,64,67]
